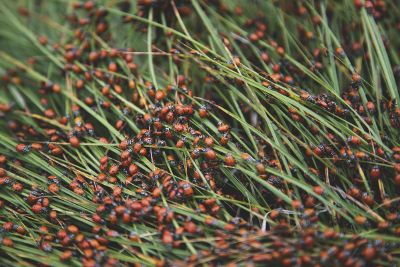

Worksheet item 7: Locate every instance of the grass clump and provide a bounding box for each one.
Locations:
[0,0,399,266]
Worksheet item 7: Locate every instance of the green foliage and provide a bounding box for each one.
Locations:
[0,0,399,266]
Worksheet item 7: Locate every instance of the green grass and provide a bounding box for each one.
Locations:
[0,0,399,266]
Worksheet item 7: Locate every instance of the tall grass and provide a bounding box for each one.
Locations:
[0,0,399,266]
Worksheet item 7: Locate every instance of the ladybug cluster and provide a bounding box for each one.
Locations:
[0,0,399,266]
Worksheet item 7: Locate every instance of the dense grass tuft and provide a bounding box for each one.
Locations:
[0,0,399,266]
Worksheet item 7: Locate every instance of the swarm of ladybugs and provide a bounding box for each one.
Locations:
[0,0,399,266]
